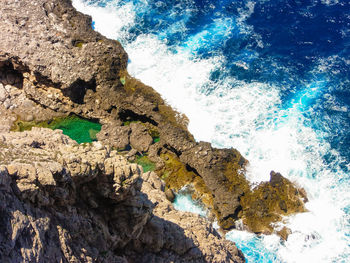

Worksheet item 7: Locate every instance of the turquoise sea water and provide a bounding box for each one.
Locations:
[73,1,350,261]
[173,188,207,217]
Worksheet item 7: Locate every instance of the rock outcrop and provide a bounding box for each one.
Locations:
[240,171,308,236]
[0,0,308,259]
[0,128,244,262]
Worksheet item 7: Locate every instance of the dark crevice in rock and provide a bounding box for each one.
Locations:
[152,105,159,112]
[106,105,117,114]
[119,109,158,126]
[66,112,100,124]
[0,57,29,72]
[29,141,45,149]
[0,60,24,88]
[232,205,243,220]
[221,205,243,231]
[1,58,59,90]
[163,144,182,157]
[62,78,96,104]
[33,71,60,89]
[185,164,201,177]
[122,144,132,151]
[25,97,50,109]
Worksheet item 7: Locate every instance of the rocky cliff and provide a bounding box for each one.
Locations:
[0,0,308,261]
[0,127,244,262]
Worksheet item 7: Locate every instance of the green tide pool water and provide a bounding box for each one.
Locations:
[135,155,155,172]
[16,115,101,144]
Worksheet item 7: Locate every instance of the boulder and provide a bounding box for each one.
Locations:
[165,188,175,202]
[129,122,153,152]
[97,123,131,150]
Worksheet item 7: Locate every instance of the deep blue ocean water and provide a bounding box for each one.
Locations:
[74,0,350,262]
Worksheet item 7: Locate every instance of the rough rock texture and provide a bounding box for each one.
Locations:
[132,171,244,263]
[0,0,127,90]
[129,122,153,152]
[0,0,307,246]
[0,128,244,263]
[178,142,250,228]
[240,171,308,235]
[97,124,131,151]
[0,128,149,262]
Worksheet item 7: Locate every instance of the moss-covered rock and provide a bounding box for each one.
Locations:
[159,151,195,190]
[119,70,189,130]
[134,154,156,173]
[157,151,214,208]
[240,171,307,237]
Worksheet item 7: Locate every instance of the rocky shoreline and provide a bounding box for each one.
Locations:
[0,0,308,262]
[0,128,244,262]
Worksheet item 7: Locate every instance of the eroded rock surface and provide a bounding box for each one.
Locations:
[0,128,150,262]
[0,0,127,90]
[131,171,244,263]
[0,128,244,263]
[240,171,308,235]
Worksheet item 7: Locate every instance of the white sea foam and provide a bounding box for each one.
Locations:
[73,1,350,262]
[321,0,340,6]
[173,190,207,217]
[182,17,235,53]
[72,0,135,41]
[126,33,220,140]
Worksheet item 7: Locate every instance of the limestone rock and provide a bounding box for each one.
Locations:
[25,114,34,122]
[96,123,131,150]
[165,188,175,202]
[177,142,249,229]
[0,83,8,102]
[0,0,127,90]
[136,172,245,263]
[240,171,307,236]
[0,128,244,262]
[129,122,153,152]
[0,128,152,262]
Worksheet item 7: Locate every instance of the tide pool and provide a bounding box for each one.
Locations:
[14,115,101,144]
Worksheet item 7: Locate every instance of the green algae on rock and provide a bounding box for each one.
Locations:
[239,171,308,238]
[135,154,156,172]
[12,115,101,144]
[157,151,214,208]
